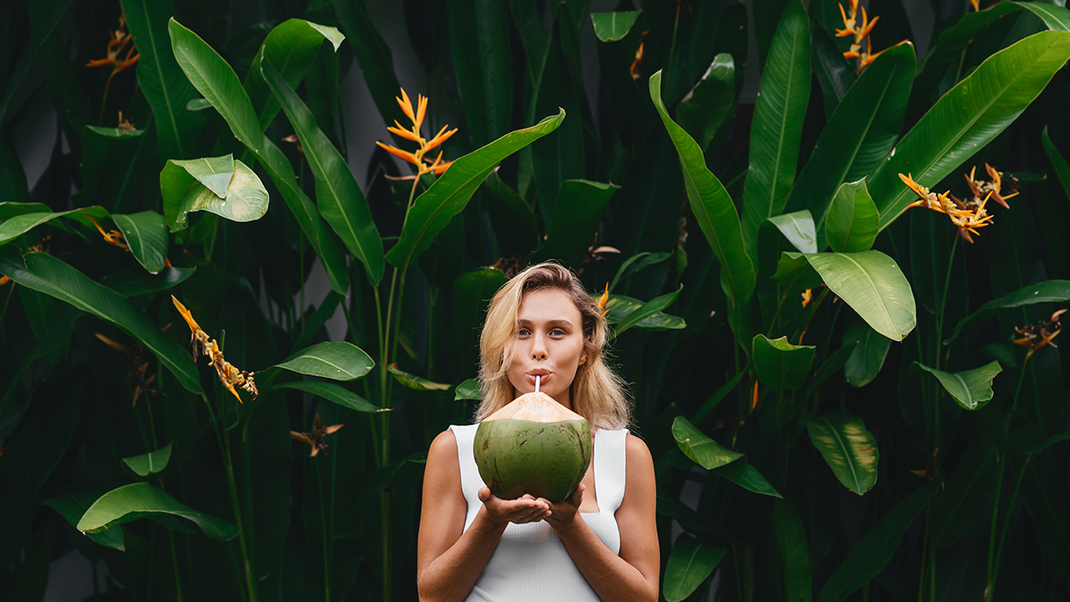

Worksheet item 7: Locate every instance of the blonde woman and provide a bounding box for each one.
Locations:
[417,263,659,601]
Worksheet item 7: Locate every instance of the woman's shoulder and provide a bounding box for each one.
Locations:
[427,428,459,463]
[624,433,654,468]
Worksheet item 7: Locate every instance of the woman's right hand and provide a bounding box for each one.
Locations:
[477,487,551,526]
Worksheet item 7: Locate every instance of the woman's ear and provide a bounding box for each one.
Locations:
[579,351,587,366]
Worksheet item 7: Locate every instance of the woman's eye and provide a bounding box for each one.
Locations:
[518,328,531,336]
[550,329,565,336]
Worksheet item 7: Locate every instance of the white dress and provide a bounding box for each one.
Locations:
[449,424,629,602]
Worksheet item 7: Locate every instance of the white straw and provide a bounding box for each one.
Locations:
[535,375,541,392]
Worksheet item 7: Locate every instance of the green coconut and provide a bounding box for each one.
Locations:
[473,391,593,501]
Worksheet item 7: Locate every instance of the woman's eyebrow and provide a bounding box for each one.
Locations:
[516,318,574,328]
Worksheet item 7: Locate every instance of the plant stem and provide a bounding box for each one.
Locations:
[166,528,184,602]
[986,451,1006,601]
[917,509,930,602]
[315,458,331,602]
[0,283,14,330]
[993,454,1030,590]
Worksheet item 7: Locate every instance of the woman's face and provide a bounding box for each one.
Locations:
[507,288,587,409]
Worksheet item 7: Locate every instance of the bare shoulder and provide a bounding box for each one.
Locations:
[426,429,460,472]
[625,433,654,467]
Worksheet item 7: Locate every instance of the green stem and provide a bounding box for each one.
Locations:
[315,459,331,602]
[166,528,184,602]
[986,452,1006,601]
[993,454,1030,590]
[917,508,930,602]
[0,282,15,330]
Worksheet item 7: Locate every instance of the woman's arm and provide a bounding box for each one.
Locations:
[416,429,551,602]
[544,433,660,602]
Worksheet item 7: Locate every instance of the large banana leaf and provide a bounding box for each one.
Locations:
[818,479,942,602]
[774,501,812,602]
[111,211,169,274]
[273,342,374,381]
[262,62,385,286]
[913,360,1002,410]
[122,444,173,477]
[842,323,890,388]
[448,0,513,145]
[160,156,269,230]
[243,19,344,130]
[714,459,783,498]
[1043,126,1070,198]
[168,19,350,294]
[825,180,878,253]
[752,334,816,390]
[676,54,736,152]
[870,31,1070,229]
[802,410,878,494]
[77,483,239,541]
[741,0,811,260]
[590,10,642,43]
[532,179,618,264]
[650,70,755,306]
[386,110,566,269]
[329,0,402,125]
[784,251,917,341]
[787,43,912,244]
[269,381,382,413]
[121,0,204,162]
[663,535,726,602]
[0,249,202,393]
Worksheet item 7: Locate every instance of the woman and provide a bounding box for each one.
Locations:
[417,263,659,602]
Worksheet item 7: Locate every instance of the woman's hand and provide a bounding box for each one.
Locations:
[477,487,550,526]
[541,483,584,533]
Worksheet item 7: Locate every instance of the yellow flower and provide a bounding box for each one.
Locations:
[597,283,610,316]
[899,172,998,243]
[376,88,457,177]
[171,296,257,403]
[84,215,129,250]
[837,0,909,72]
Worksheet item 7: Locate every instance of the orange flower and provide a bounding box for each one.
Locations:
[171,296,257,403]
[376,88,457,177]
[597,283,610,316]
[86,12,140,90]
[1013,309,1065,359]
[84,215,129,250]
[837,0,909,72]
[899,172,996,243]
[801,288,812,308]
[290,414,344,457]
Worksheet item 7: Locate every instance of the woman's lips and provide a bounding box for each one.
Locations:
[526,372,551,386]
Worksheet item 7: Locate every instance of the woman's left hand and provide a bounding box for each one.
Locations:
[540,483,585,533]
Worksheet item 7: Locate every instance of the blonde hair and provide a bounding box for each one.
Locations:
[476,263,631,431]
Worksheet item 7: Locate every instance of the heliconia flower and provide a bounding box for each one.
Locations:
[86,12,140,90]
[970,0,981,11]
[1012,309,1065,359]
[801,288,812,307]
[290,414,344,457]
[597,283,610,316]
[377,88,457,177]
[899,169,1012,243]
[84,215,129,251]
[837,1,909,72]
[171,296,257,403]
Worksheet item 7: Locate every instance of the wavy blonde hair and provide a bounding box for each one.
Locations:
[476,263,630,431]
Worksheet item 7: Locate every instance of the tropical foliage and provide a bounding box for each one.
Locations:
[1,0,1069,601]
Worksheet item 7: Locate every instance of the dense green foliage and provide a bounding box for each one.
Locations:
[1,0,1070,600]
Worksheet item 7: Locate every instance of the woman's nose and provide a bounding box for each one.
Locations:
[531,334,547,360]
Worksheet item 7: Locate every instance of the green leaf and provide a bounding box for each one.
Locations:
[672,415,743,470]
[1020,451,1070,581]
[693,372,746,426]
[121,0,205,161]
[85,125,145,139]
[612,285,684,339]
[0,206,109,245]
[785,251,916,341]
[122,443,173,477]
[0,0,73,125]
[273,342,374,381]
[763,210,818,254]
[676,54,735,152]
[271,381,382,413]
[171,160,269,230]
[0,249,202,394]
[774,501,812,602]
[112,211,169,274]
[752,334,816,391]
[386,110,566,269]
[948,280,1070,344]
[482,172,540,257]
[77,483,239,541]
[168,154,234,197]
[43,489,125,551]
[771,252,824,291]
[871,31,1070,229]
[449,0,512,144]
[602,295,686,332]
[913,361,1002,411]
[811,18,857,120]
[452,267,509,374]
[262,62,385,286]
[102,266,195,297]
[388,364,452,391]
[1043,127,1070,199]
[650,70,755,306]
[1029,431,1070,454]
[533,180,619,264]
[818,479,942,602]
[714,459,783,498]
[826,180,878,253]
[329,0,402,124]
[608,252,672,292]
[787,43,914,243]
[741,0,811,261]
[590,10,642,42]
[168,18,350,294]
[843,323,891,388]
[455,379,482,401]
[244,18,345,130]
[663,535,727,602]
[803,410,879,495]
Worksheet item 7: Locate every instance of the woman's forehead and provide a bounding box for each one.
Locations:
[518,288,581,320]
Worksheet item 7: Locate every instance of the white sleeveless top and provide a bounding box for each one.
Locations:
[449,424,629,602]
